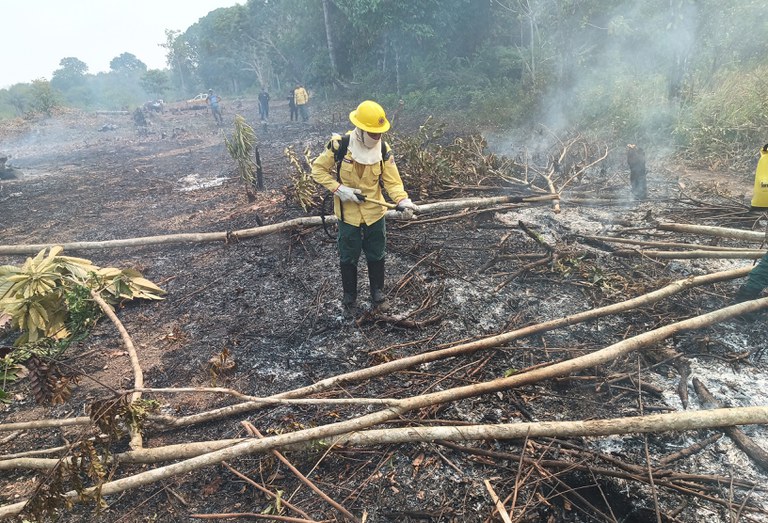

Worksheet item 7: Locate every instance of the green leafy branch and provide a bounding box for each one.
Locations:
[0,246,165,403]
[225,114,258,186]
[284,145,321,212]
[0,246,165,346]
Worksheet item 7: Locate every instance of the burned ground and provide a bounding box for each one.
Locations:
[1,101,767,523]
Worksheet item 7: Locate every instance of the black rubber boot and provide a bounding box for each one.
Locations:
[367,259,389,311]
[340,263,358,310]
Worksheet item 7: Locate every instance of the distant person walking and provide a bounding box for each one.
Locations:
[288,89,298,122]
[258,88,270,122]
[294,84,309,122]
[206,89,223,125]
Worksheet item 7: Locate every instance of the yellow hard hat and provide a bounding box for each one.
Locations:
[349,100,390,133]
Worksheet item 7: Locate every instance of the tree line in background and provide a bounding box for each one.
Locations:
[0,52,170,118]
[1,0,767,169]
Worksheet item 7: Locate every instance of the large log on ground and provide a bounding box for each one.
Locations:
[658,223,766,242]
[0,195,557,255]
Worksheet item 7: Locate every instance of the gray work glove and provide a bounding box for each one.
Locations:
[334,184,362,203]
[396,198,420,219]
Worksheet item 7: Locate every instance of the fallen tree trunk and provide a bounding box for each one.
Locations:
[614,249,765,259]
[0,438,244,470]
[3,407,767,471]
[0,417,91,432]
[657,223,766,242]
[0,195,557,255]
[333,406,768,447]
[2,297,767,518]
[0,216,324,255]
[585,235,762,252]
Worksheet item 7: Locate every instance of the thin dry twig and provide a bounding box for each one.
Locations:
[189,512,319,522]
[658,434,722,467]
[637,356,662,523]
[222,462,315,521]
[241,422,361,523]
[484,479,513,523]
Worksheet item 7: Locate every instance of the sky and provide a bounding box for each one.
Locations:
[0,0,242,89]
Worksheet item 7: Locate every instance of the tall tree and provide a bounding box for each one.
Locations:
[329,0,489,94]
[321,0,339,80]
[161,29,196,94]
[109,53,148,74]
[684,0,768,89]
[2,84,32,116]
[186,5,255,92]
[51,57,88,91]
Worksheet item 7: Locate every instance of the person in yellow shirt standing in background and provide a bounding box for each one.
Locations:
[311,100,419,313]
[294,84,310,122]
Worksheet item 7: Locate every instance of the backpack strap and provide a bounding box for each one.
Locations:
[378,141,388,186]
[328,134,350,182]
[330,134,390,198]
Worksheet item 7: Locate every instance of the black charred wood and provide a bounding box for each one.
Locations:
[254,145,264,190]
[627,144,647,199]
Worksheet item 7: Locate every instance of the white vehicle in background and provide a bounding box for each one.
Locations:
[186,93,209,109]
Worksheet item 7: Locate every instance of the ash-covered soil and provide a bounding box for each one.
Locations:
[1,101,767,523]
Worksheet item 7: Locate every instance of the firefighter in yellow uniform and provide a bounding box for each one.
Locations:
[294,84,310,122]
[311,100,418,311]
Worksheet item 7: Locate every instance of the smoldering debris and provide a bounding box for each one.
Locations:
[0,106,767,523]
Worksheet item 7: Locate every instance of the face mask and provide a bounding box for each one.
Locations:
[350,128,383,164]
[362,131,381,149]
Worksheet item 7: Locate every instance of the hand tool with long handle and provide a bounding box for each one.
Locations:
[355,193,402,210]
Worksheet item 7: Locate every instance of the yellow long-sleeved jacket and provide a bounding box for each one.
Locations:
[311,133,409,226]
[294,87,309,105]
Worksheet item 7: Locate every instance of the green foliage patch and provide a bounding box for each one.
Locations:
[674,66,768,170]
[0,247,165,403]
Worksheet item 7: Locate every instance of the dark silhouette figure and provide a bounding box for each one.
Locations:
[258,89,270,121]
[288,89,298,121]
[627,144,647,199]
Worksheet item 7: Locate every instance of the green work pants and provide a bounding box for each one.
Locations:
[338,218,386,265]
[745,252,768,293]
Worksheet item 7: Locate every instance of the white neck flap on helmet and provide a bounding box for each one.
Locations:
[348,127,383,165]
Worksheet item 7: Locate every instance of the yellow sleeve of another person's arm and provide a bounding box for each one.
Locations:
[310,145,341,193]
